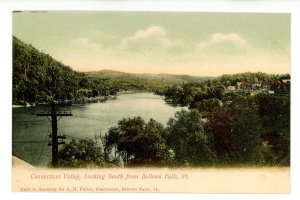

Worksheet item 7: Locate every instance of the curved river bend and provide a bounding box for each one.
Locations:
[12,93,186,166]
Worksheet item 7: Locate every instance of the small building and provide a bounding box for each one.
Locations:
[262,82,271,90]
[268,90,275,95]
[236,82,242,89]
[250,91,257,96]
[240,82,251,91]
[228,86,236,91]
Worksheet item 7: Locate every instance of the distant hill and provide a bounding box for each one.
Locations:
[84,70,212,95]
[86,70,212,84]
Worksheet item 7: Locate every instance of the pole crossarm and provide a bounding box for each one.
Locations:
[37,112,73,116]
[36,104,72,167]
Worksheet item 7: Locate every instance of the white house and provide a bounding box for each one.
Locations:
[268,90,275,94]
[228,86,236,91]
[236,82,242,89]
[282,79,290,83]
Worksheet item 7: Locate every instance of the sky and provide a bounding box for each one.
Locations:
[13,12,290,76]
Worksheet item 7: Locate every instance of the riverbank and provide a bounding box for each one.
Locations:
[12,104,34,108]
[12,95,117,108]
[12,91,163,108]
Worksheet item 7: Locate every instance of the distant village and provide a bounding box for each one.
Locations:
[227,78,290,95]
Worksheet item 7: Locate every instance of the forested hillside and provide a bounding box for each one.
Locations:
[85,70,212,96]
[13,36,84,105]
[215,72,290,85]
[86,69,211,82]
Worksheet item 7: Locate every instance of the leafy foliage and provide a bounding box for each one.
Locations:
[57,139,106,168]
[230,107,266,164]
[216,72,289,85]
[164,110,215,165]
[13,36,83,104]
[205,107,233,160]
[204,94,289,165]
[105,117,166,165]
[257,94,290,164]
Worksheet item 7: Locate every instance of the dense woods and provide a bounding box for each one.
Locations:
[13,36,83,104]
[13,37,290,168]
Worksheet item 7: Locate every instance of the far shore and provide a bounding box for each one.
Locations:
[12,92,158,108]
[12,104,32,108]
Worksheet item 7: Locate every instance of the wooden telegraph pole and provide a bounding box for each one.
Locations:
[37,102,72,167]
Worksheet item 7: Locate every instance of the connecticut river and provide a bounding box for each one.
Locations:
[12,93,186,166]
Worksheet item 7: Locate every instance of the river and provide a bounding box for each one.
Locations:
[12,93,186,166]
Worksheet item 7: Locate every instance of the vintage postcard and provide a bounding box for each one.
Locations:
[12,11,290,193]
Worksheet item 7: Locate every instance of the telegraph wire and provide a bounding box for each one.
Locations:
[37,124,51,165]
[72,114,102,122]
[13,140,47,143]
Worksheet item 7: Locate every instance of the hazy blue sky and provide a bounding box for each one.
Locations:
[13,12,290,76]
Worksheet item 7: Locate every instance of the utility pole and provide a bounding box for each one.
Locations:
[37,102,72,167]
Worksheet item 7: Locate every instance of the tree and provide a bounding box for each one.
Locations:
[193,98,221,112]
[230,106,268,164]
[57,139,105,168]
[165,110,215,165]
[256,94,290,165]
[225,95,278,165]
[134,119,166,164]
[106,117,166,165]
[205,107,233,161]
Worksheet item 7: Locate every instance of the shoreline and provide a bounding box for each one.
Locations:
[12,92,160,108]
[12,104,33,108]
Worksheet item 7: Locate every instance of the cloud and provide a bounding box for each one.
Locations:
[72,37,101,50]
[88,30,116,44]
[120,26,173,52]
[208,33,247,45]
[196,33,250,54]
